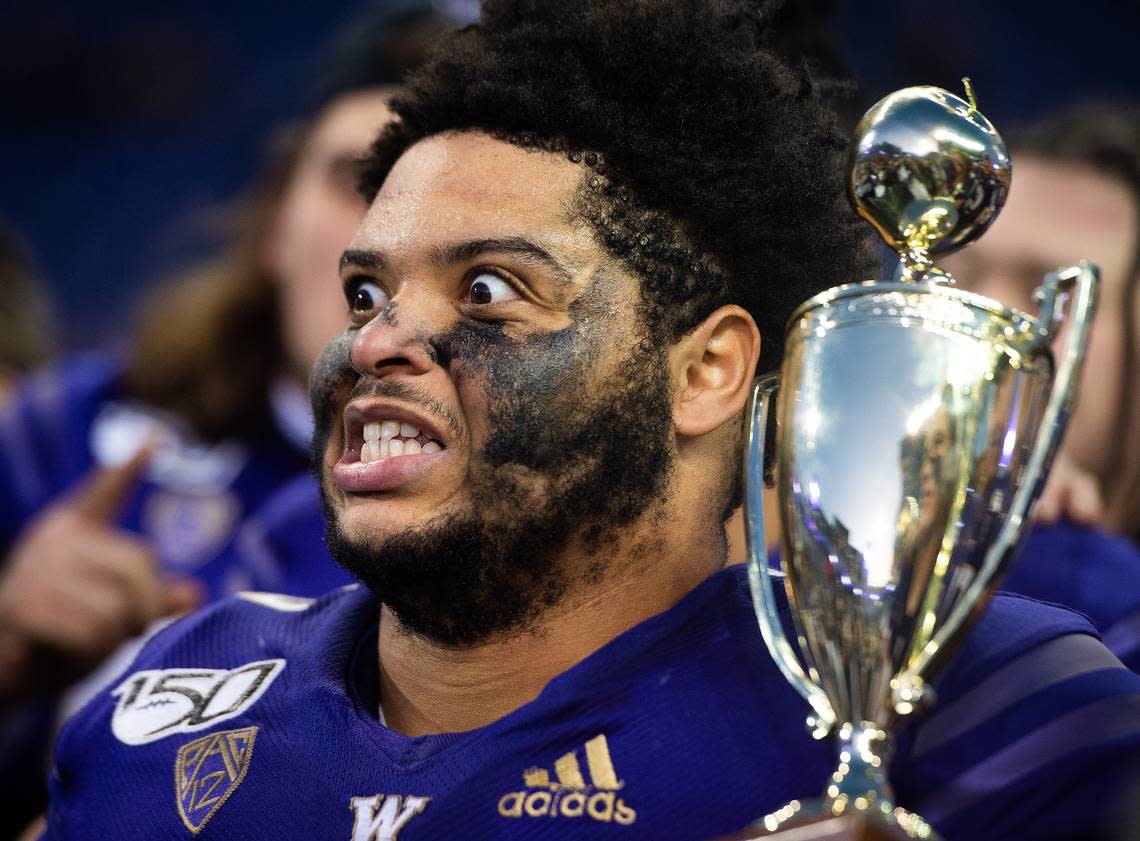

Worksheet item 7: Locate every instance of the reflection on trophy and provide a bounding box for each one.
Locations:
[742,83,1098,839]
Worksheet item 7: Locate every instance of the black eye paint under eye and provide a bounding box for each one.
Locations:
[310,332,356,463]
[322,283,677,647]
[376,300,398,327]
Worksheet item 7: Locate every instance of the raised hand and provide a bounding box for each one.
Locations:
[1033,452,1105,527]
[0,448,202,702]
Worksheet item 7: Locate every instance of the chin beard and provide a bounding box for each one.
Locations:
[325,503,576,646]
[321,339,675,647]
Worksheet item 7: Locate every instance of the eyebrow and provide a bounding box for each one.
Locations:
[429,237,572,285]
[339,237,573,286]
[340,249,384,273]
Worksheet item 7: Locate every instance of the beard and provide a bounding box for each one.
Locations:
[322,324,675,647]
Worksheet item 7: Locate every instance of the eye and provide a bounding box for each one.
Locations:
[465,271,521,306]
[346,279,388,314]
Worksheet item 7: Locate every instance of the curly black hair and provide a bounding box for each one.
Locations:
[359,0,871,372]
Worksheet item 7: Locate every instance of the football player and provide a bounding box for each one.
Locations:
[43,2,1140,839]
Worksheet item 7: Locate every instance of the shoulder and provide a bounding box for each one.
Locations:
[47,586,376,838]
[713,568,1139,839]
[1004,520,1140,640]
[942,589,1099,686]
[0,352,123,531]
[897,593,1140,840]
[0,353,123,451]
[57,585,371,751]
[122,583,370,677]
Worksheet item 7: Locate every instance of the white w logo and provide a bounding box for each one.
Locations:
[349,794,431,840]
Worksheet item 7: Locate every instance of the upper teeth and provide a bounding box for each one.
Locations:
[360,420,443,462]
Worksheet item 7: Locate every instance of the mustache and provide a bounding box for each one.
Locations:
[345,378,466,445]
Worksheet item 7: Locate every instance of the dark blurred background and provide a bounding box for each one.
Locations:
[2,0,1138,350]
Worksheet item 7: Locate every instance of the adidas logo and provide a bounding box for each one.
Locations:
[497,734,637,825]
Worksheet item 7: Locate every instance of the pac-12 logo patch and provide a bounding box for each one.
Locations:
[111,659,284,745]
[175,726,257,834]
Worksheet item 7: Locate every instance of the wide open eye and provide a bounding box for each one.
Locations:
[346,279,388,314]
[465,271,521,305]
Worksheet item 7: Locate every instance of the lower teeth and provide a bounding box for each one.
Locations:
[360,438,442,462]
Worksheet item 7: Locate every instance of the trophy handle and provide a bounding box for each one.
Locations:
[744,375,837,737]
[898,261,1099,695]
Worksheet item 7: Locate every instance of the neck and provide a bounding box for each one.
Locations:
[376,515,724,736]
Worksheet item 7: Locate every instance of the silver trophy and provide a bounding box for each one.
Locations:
[744,83,1098,839]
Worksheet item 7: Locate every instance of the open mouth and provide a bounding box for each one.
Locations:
[358,420,445,462]
[333,403,454,493]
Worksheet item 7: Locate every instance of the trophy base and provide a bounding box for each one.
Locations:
[716,800,939,841]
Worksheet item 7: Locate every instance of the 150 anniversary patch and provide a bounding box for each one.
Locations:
[111,660,285,745]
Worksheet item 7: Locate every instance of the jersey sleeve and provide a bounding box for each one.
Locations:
[894,593,1140,841]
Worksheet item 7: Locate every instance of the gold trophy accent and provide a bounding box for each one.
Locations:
[741,83,1098,840]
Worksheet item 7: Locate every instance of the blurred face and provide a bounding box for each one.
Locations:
[311,132,674,644]
[264,89,397,383]
[942,156,1139,486]
[918,405,954,531]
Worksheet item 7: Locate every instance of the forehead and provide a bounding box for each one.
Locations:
[976,157,1137,265]
[307,89,396,157]
[353,131,591,258]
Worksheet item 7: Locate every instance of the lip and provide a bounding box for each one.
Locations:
[333,399,453,494]
[333,448,452,493]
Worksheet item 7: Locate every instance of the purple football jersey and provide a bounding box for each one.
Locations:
[44,566,1140,840]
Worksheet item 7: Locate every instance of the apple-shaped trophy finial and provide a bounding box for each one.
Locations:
[848,80,1012,282]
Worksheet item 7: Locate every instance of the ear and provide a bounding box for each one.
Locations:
[669,305,761,439]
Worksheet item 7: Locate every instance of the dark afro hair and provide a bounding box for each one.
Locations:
[359,0,872,372]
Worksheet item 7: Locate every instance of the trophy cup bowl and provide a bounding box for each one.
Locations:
[741,85,1099,840]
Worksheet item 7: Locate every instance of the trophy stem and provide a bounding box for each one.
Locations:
[759,723,938,839]
[823,723,897,815]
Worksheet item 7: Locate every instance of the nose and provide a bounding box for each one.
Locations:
[349,302,439,380]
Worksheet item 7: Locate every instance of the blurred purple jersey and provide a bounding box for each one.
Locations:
[0,352,317,600]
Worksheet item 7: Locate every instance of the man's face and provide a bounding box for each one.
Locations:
[942,156,1139,484]
[311,131,675,644]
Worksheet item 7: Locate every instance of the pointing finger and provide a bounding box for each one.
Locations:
[69,443,154,522]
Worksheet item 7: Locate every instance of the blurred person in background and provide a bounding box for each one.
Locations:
[941,103,1140,669]
[0,3,457,835]
[944,104,1140,541]
[0,225,55,402]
